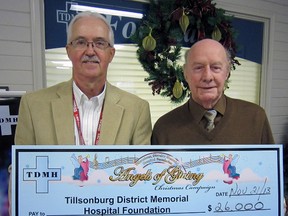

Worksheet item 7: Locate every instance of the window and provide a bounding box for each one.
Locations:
[46,45,261,125]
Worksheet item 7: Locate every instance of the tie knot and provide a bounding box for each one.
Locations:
[204,110,217,132]
[204,109,217,122]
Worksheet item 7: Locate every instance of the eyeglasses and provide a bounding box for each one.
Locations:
[69,38,111,50]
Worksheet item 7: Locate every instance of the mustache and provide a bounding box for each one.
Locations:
[81,55,100,63]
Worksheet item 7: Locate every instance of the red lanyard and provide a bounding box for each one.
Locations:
[73,93,104,145]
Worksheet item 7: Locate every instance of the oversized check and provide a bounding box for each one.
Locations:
[12,145,284,216]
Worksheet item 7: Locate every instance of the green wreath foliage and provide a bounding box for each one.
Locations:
[132,0,240,103]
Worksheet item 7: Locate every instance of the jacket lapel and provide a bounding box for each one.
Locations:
[48,81,124,144]
[51,80,75,144]
[99,83,124,144]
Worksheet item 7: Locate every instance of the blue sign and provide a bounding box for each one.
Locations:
[44,0,144,49]
[44,0,263,64]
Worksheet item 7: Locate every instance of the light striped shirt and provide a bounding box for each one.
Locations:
[73,81,105,145]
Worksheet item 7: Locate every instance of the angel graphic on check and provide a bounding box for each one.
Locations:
[223,154,240,184]
[70,154,90,182]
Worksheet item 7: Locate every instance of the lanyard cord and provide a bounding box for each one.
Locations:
[73,93,104,145]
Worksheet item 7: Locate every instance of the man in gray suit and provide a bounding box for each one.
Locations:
[15,11,152,145]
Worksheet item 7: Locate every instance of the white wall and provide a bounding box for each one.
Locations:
[0,0,44,92]
[0,0,288,144]
[0,0,32,91]
[215,0,288,144]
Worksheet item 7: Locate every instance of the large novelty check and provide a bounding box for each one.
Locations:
[12,145,284,216]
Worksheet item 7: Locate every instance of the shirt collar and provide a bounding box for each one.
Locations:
[188,98,205,123]
[213,94,226,116]
[73,81,106,107]
[188,94,226,123]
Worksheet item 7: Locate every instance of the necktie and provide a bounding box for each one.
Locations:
[204,110,217,132]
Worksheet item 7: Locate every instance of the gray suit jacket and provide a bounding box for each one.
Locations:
[15,80,152,145]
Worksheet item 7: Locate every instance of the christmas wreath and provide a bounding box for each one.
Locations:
[132,0,240,103]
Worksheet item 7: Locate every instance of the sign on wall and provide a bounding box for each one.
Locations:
[44,0,263,64]
[44,0,145,49]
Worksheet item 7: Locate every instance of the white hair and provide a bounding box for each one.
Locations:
[66,11,114,47]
